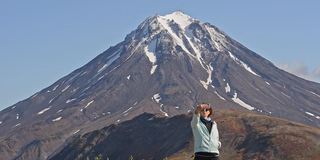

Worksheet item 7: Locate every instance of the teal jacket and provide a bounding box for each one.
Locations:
[191,113,221,154]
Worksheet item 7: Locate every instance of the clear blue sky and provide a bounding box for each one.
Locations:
[1,0,319,111]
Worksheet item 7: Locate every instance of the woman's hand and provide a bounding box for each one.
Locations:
[194,105,200,114]
[195,104,205,114]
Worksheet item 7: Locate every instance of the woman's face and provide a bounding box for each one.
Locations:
[200,104,211,118]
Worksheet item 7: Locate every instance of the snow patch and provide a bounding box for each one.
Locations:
[13,123,21,128]
[304,112,320,120]
[265,81,271,85]
[127,75,131,80]
[11,106,16,109]
[52,117,62,122]
[124,38,146,62]
[184,28,214,89]
[228,51,260,77]
[306,90,320,98]
[205,26,226,51]
[16,114,19,120]
[66,98,77,104]
[152,93,161,103]
[150,65,158,75]
[232,92,255,110]
[97,64,108,73]
[145,39,157,63]
[214,91,225,100]
[162,11,194,30]
[0,121,2,125]
[157,16,194,57]
[67,72,82,84]
[72,88,78,92]
[122,107,133,114]
[160,104,169,117]
[80,71,88,76]
[61,85,70,92]
[49,98,54,104]
[175,106,180,109]
[281,92,291,99]
[305,111,315,117]
[73,129,80,135]
[98,47,122,74]
[144,39,158,74]
[82,86,90,92]
[225,83,231,93]
[98,75,105,81]
[53,85,59,91]
[84,100,94,109]
[200,64,213,90]
[37,107,51,115]
[185,28,207,69]
[57,109,63,113]
[152,93,168,117]
[213,41,222,51]
[32,93,38,98]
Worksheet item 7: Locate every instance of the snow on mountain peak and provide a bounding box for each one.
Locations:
[159,11,195,30]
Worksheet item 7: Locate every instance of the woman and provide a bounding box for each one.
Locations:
[191,103,221,160]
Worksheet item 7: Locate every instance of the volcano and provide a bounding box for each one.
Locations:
[0,11,319,160]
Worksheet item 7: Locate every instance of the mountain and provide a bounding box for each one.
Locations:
[0,11,319,160]
[49,109,320,160]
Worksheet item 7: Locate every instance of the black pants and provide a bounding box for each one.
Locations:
[194,152,219,160]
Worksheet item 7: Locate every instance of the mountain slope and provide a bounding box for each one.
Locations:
[0,11,319,160]
[49,109,320,160]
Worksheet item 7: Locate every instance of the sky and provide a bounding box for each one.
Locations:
[0,0,319,111]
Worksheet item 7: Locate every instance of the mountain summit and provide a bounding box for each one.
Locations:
[0,11,319,160]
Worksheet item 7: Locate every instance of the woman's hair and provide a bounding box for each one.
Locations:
[208,107,213,117]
